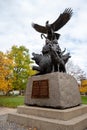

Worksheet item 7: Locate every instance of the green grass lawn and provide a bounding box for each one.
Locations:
[81,96,87,104]
[0,95,87,108]
[0,96,24,108]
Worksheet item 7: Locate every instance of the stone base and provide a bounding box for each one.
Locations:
[25,72,81,109]
[7,105,87,130]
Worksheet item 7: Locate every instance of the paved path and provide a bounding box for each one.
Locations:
[0,107,17,115]
[0,107,30,130]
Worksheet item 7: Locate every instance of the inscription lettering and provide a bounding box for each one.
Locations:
[32,80,49,98]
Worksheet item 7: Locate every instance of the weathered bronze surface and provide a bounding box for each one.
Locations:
[32,80,49,98]
[31,8,72,75]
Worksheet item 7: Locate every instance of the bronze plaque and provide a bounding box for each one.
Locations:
[32,79,49,98]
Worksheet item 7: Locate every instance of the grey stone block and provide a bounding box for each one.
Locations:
[7,105,87,130]
[25,72,81,109]
[17,105,87,121]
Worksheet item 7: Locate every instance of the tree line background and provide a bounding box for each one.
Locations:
[0,45,36,95]
[0,45,87,95]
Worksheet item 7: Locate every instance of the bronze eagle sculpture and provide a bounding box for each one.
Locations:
[32,8,73,40]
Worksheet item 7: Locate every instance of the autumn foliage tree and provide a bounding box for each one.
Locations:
[7,45,36,92]
[0,51,13,94]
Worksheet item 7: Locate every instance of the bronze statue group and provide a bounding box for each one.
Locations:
[31,8,73,75]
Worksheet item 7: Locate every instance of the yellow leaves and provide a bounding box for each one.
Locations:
[27,68,37,76]
[0,45,36,93]
[0,52,13,93]
[79,79,87,93]
[0,81,12,93]
[80,86,87,93]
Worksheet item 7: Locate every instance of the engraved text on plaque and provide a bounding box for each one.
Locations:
[32,79,49,98]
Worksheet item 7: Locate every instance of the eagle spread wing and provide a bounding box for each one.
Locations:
[32,23,47,33]
[32,8,73,33]
[51,8,73,31]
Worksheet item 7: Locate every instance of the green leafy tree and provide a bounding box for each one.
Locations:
[7,45,36,91]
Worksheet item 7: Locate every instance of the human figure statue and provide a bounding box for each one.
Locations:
[32,42,71,74]
[41,32,67,72]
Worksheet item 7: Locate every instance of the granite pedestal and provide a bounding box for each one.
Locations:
[7,72,87,130]
[7,105,87,130]
[25,72,81,108]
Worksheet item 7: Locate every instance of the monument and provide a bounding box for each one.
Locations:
[7,8,87,130]
[31,8,72,74]
[25,8,81,108]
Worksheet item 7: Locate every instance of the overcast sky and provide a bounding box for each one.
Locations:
[0,0,87,76]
